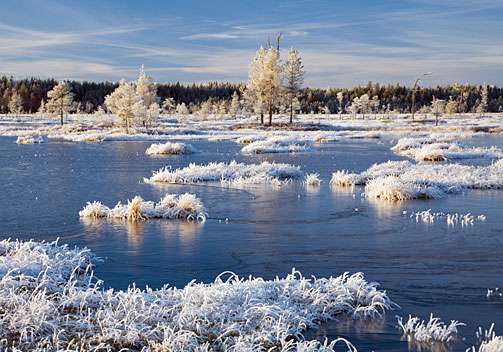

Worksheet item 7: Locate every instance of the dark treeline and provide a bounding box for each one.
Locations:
[1,75,503,114]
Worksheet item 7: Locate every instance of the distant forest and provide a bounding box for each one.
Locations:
[1,75,503,114]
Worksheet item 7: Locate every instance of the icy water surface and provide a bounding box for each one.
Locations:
[1,135,502,351]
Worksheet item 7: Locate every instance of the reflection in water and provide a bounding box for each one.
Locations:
[401,336,451,352]
[330,184,358,197]
[126,221,145,250]
[366,197,407,219]
[159,220,203,249]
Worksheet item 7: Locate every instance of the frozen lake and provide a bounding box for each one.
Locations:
[1,135,502,351]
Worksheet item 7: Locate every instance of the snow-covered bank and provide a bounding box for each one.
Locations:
[0,239,394,351]
[241,135,312,154]
[145,160,303,186]
[145,141,197,155]
[79,193,207,222]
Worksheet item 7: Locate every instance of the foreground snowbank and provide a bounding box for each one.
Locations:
[145,141,197,155]
[145,160,303,186]
[79,193,207,222]
[0,239,394,351]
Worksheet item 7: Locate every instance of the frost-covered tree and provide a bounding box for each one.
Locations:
[45,83,74,125]
[217,100,228,116]
[229,91,241,116]
[283,48,304,123]
[476,85,489,115]
[8,91,23,116]
[105,80,141,134]
[162,97,176,114]
[146,103,160,127]
[244,47,266,124]
[37,99,46,116]
[176,102,189,116]
[336,92,345,117]
[445,96,457,115]
[261,47,282,126]
[349,94,371,119]
[136,65,157,108]
[431,97,446,126]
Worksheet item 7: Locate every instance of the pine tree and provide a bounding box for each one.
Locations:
[283,48,304,123]
[229,91,240,116]
[162,97,176,114]
[45,83,73,125]
[445,96,457,115]
[105,80,141,134]
[176,102,189,116]
[476,85,489,115]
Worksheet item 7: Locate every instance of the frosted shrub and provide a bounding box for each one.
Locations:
[397,314,464,344]
[0,240,395,351]
[145,141,197,155]
[79,193,207,222]
[145,160,303,186]
[467,324,503,352]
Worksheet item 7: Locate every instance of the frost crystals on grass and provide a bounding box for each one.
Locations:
[241,136,312,154]
[467,324,503,352]
[412,209,486,226]
[0,239,394,351]
[397,314,464,345]
[79,193,207,222]
[16,135,44,144]
[145,160,303,187]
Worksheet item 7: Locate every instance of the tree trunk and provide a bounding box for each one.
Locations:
[289,103,293,124]
[260,112,264,125]
[268,106,273,126]
[60,111,63,126]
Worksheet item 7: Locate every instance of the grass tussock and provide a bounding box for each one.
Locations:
[79,193,207,222]
[0,239,395,351]
[145,141,197,155]
[397,314,464,345]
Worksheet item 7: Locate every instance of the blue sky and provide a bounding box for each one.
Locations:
[0,0,502,87]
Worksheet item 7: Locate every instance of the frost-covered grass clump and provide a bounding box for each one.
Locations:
[468,324,503,352]
[365,176,444,201]
[330,159,503,201]
[235,134,266,144]
[412,209,486,226]
[305,173,322,186]
[145,141,197,155]
[397,314,464,344]
[241,135,312,154]
[79,193,207,222]
[15,135,44,144]
[145,160,303,186]
[397,142,503,162]
[0,238,395,351]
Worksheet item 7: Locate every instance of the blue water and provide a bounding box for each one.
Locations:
[1,135,502,351]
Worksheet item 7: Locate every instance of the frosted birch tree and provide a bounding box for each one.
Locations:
[431,97,446,126]
[45,83,74,126]
[476,85,489,115]
[105,80,141,134]
[283,48,304,123]
[261,47,282,126]
[244,47,266,124]
[136,65,158,126]
[162,97,176,114]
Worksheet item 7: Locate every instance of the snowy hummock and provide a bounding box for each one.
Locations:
[365,176,445,201]
[235,134,266,144]
[16,135,44,144]
[145,160,303,186]
[397,314,464,344]
[241,135,312,154]
[145,141,197,155]
[330,159,503,201]
[395,142,503,162]
[79,193,207,222]
[0,239,394,351]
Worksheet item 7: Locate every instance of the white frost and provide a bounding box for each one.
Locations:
[16,135,44,144]
[0,239,395,351]
[145,141,197,155]
[397,314,464,344]
[242,136,312,154]
[79,193,207,222]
